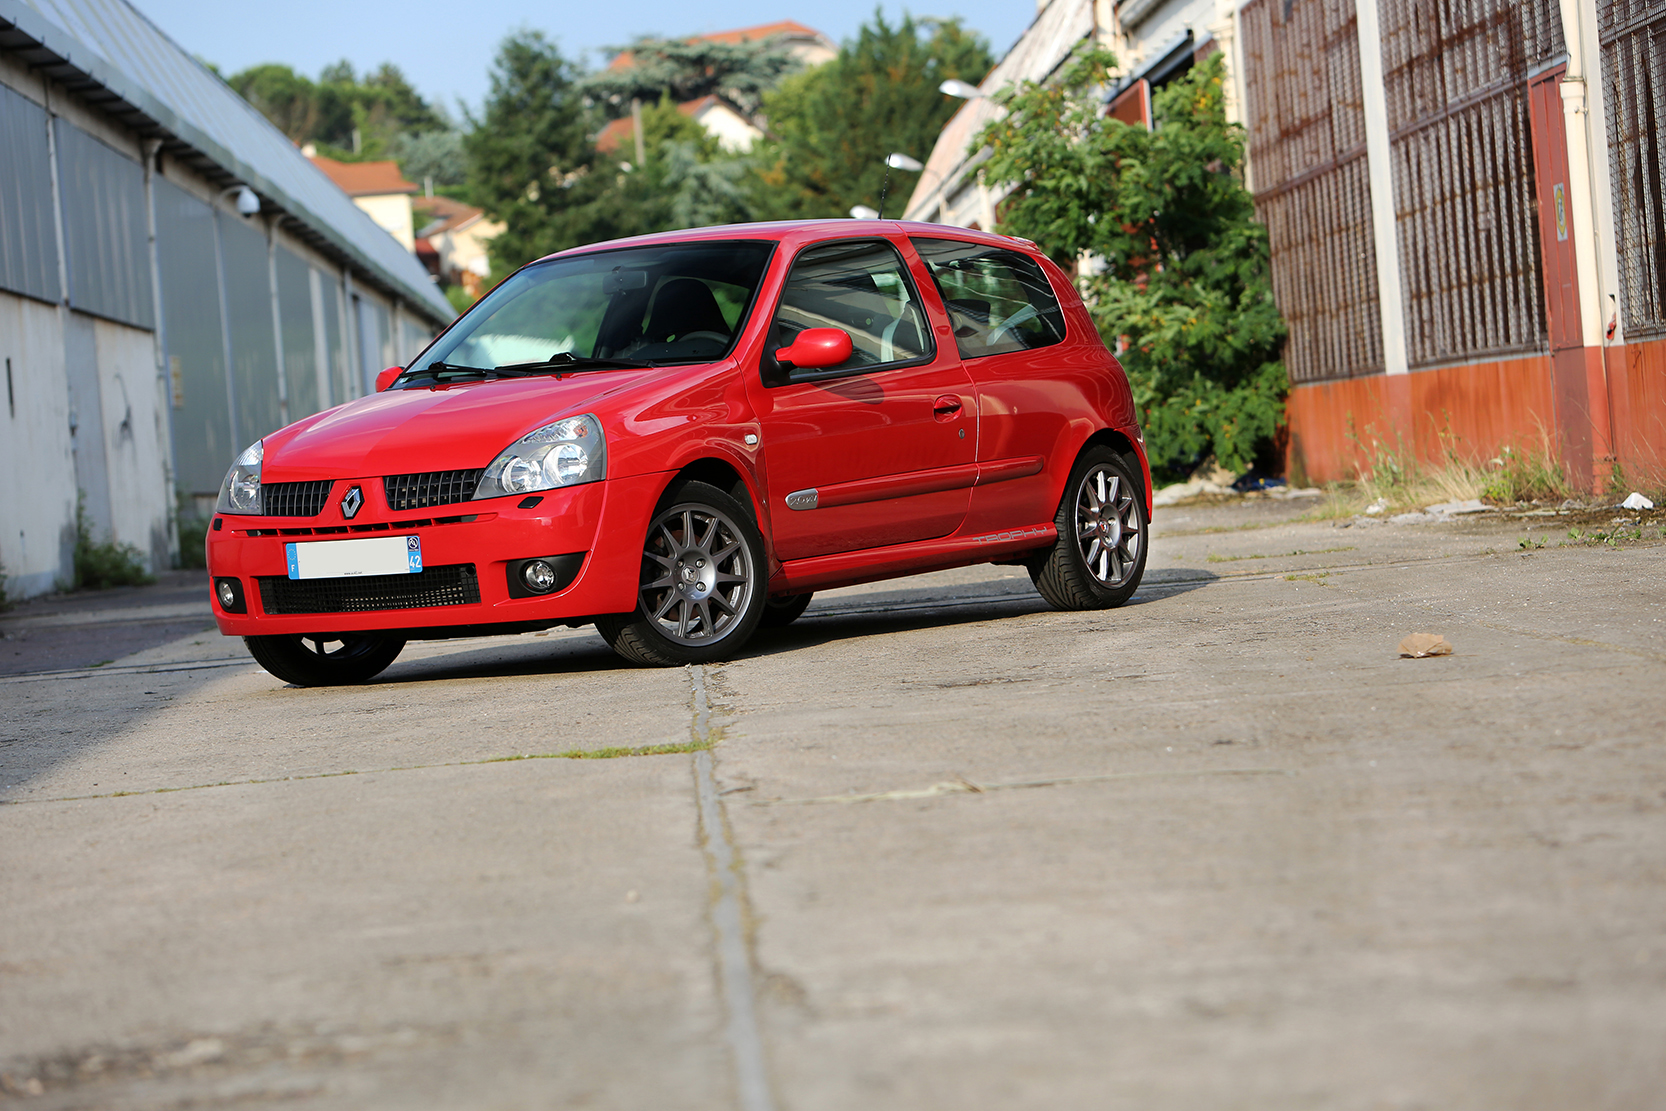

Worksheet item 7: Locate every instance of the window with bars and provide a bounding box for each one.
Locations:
[1379,0,1563,368]
[1241,0,1384,383]
[1601,0,1666,339]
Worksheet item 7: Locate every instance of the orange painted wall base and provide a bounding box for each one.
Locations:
[1286,339,1666,492]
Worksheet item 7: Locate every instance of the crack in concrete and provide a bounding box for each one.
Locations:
[758,766,1291,806]
[687,664,775,1111]
[1,743,706,807]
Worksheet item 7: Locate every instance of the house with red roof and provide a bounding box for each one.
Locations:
[305,152,420,251]
[599,21,835,160]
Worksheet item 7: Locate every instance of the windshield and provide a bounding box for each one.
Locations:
[405,240,777,382]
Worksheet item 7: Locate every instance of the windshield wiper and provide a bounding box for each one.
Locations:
[493,352,658,376]
[398,360,511,385]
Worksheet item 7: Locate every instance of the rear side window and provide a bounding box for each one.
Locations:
[771,239,933,373]
[911,238,1066,358]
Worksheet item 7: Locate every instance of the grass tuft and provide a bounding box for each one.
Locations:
[487,740,711,763]
[72,492,154,590]
[1304,430,1573,519]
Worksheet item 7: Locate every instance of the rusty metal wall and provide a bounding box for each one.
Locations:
[1601,0,1666,339]
[1242,0,1384,383]
[1380,0,1562,368]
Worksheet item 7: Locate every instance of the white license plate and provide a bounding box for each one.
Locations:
[286,535,422,579]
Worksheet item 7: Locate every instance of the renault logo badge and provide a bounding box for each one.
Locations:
[341,485,363,519]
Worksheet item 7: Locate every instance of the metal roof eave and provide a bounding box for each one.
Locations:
[0,0,453,325]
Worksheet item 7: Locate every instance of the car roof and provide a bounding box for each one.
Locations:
[533,219,1044,265]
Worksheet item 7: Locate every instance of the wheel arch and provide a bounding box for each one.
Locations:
[662,455,763,521]
[1079,427,1152,514]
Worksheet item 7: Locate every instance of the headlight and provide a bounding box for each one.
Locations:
[474,414,606,499]
[215,439,264,514]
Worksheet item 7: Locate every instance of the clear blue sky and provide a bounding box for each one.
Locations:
[133,0,1035,118]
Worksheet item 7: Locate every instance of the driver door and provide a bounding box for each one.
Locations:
[747,237,975,562]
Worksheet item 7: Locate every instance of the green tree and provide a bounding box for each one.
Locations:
[465,31,647,271]
[980,50,1287,477]
[748,12,992,221]
[393,128,470,194]
[579,36,799,118]
[227,59,450,163]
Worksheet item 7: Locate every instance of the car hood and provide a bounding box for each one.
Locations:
[260,371,663,481]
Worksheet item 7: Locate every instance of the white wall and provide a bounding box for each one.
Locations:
[0,293,77,598]
[352,194,415,251]
[94,316,172,573]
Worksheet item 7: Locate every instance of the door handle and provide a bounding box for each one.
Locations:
[932,395,963,422]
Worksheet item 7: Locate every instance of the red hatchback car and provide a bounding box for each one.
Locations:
[206,221,1152,685]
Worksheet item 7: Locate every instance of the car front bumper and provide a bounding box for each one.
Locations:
[206,473,666,637]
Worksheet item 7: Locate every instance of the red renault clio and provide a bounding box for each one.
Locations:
[206,221,1151,685]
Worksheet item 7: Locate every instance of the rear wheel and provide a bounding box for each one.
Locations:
[596,481,767,666]
[1030,447,1147,610]
[760,593,813,628]
[244,632,406,687]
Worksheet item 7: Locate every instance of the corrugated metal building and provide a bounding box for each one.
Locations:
[909,0,1666,491]
[0,0,452,600]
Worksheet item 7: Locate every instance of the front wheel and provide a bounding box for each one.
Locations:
[244,632,406,687]
[596,481,768,666]
[1030,447,1148,610]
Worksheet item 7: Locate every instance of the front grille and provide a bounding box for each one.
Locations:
[258,564,480,615]
[384,469,483,511]
[262,480,333,517]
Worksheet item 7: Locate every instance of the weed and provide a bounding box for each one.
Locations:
[1480,439,1571,504]
[1566,526,1647,548]
[175,489,210,570]
[72,492,154,590]
[1518,535,1546,550]
[1285,572,1331,585]
[1304,429,1572,519]
[1207,546,1355,563]
[486,739,711,762]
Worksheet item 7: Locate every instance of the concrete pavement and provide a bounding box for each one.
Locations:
[2,498,1662,1108]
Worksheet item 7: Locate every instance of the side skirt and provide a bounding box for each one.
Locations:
[771,523,1057,596]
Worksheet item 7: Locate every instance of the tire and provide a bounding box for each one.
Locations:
[1030,447,1148,610]
[760,593,813,628]
[596,481,768,666]
[244,632,406,687]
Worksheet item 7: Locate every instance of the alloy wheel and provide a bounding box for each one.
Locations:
[1074,464,1142,587]
[639,504,757,646]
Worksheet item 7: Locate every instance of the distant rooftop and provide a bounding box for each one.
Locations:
[412,194,485,236]
[606,20,835,72]
[308,156,420,198]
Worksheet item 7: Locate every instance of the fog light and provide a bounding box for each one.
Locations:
[521,559,557,593]
[213,576,246,613]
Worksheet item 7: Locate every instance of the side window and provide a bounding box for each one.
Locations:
[911,238,1067,358]
[771,239,933,373]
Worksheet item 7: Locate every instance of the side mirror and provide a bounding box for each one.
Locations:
[775,328,852,371]
[375,366,403,392]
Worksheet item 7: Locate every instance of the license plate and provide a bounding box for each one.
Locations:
[286,535,422,579]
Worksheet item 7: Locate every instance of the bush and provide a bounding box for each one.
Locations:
[979,50,1288,481]
[73,492,154,590]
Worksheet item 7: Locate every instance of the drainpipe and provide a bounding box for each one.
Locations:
[212,206,239,449]
[143,138,181,566]
[266,216,289,429]
[1354,0,1408,378]
[1558,0,1619,478]
[43,81,74,585]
